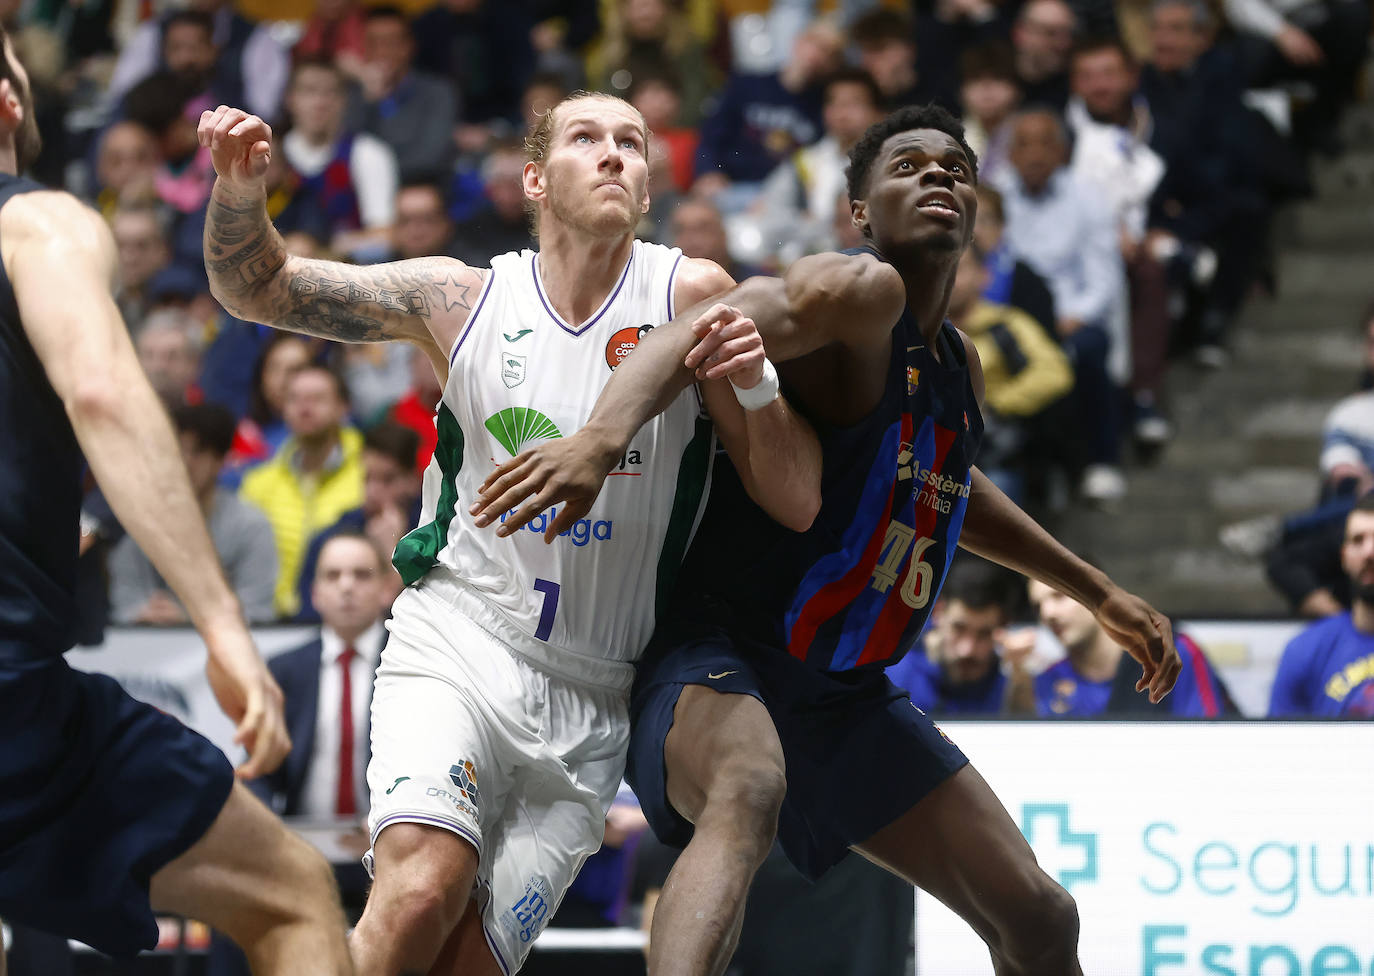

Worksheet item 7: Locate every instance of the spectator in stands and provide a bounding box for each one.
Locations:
[973,183,1056,335]
[692,20,842,212]
[136,308,203,409]
[111,203,172,329]
[208,530,393,976]
[520,71,571,134]
[629,70,697,195]
[413,0,536,137]
[295,0,369,83]
[221,333,313,487]
[347,6,457,184]
[1270,497,1374,717]
[589,0,712,125]
[669,196,763,282]
[385,347,443,474]
[849,9,954,113]
[108,404,277,625]
[390,181,460,262]
[92,120,159,216]
[1026,576,1234,715]
[107,0,290,122]
[277,58,398,260]
[754,68,885,266]
[1011,0,1077,108]
[241,364,365,619]
[998,108,1128,503]
[1067,36,1173,448]
[913,0,1015,116]
[1225,0,1369,154]
[945,243,1073,501]
[1141,0,1269,367]
[450,142,535,264]
[885,571,1020,714]
[959,42,1022,187]
[295,421,421,623]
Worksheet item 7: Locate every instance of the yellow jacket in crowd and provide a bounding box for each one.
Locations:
[960,302,1074,418]
[240,426,365,618]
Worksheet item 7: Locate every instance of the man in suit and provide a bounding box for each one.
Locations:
[209,530,392,976]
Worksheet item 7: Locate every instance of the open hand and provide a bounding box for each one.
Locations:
[1095,588,1181,703]
[469,431,620,542]
[684,303,766,386]
[198,105,273,191]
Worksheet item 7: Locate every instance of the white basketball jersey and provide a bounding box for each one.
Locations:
[393,241,714,665]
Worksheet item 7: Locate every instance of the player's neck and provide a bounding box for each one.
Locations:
[1069,630,1121,682]
[1352,599,1374,634]
[893,258,958,349]
[535,229,635,328]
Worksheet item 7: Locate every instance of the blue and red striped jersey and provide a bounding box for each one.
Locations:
[677,300,983,672]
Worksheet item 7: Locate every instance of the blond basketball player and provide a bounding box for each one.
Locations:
[199,93,820,975]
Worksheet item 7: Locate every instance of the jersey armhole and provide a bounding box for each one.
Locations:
[665,250,685,322]
[447,268,498,367]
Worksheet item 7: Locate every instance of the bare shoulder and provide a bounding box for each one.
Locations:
[671,256,735,311]
[0,190,109,253]
[787,250,904,305]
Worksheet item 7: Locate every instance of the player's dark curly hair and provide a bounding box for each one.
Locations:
[846,104,979,203]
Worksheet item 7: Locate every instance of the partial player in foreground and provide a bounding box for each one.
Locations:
[0,29,352,976]
[200,90,819,975]
[473,105,1182,976]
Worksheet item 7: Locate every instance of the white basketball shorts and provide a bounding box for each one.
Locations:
[365,572,631,974]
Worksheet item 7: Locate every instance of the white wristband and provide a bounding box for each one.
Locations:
[730,358,780,411]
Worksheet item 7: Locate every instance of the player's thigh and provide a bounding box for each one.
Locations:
[853,764,1065,945]
[149,782,341,935]
[663,684,785,825]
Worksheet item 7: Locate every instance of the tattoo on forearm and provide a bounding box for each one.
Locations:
[203,182,484,343]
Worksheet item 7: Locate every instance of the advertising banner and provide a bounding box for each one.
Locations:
[916,721,1374,976]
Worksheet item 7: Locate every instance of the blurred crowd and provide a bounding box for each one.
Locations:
[4,0,1359,629]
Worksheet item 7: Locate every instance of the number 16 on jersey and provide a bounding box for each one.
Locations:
[533,578,560,642]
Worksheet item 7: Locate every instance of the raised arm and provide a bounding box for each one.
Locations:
[199,105,482,366]
[3,190,287,777]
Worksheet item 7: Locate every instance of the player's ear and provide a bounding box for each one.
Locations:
[850,197,868,234]
[0,79,18,130]
[523,160,544,202]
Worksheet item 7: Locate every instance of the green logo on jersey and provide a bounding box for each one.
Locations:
[485,407,563,456]
[503,329,534,342]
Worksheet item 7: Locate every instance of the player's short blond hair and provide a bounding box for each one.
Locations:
[522,91,650,166]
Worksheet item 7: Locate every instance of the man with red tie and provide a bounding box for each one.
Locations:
[209,529,391,976]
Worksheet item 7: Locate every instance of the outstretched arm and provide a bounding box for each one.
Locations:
[4,191,288,777]
[952,331,1181,702]
[200,105,481,363]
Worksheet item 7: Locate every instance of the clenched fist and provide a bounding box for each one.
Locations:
[198,105,273,192]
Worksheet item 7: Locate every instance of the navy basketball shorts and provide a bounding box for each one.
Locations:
[0,653,234,957]
[627,617,969,881]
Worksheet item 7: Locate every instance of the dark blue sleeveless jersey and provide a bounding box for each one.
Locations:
[677,271,984,672]
[0,175,84,660]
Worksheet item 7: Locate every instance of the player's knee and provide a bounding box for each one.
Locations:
[701,756,786,851]
[371,825,477,943]
[1003,877,1079,969]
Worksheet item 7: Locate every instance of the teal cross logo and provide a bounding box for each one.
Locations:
[1020,803,1098,892]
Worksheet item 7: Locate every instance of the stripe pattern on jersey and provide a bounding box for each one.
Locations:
[394,403,465,585]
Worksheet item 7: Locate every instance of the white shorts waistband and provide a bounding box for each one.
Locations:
[406,570,636,693]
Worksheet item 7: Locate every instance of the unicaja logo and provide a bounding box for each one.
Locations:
[485,407,562,456]
[1020,803,1099,892]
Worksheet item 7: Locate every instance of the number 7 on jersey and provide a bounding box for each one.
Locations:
[533,578,560,642]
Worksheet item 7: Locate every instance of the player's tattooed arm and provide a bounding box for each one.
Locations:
[204,184,485,349]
